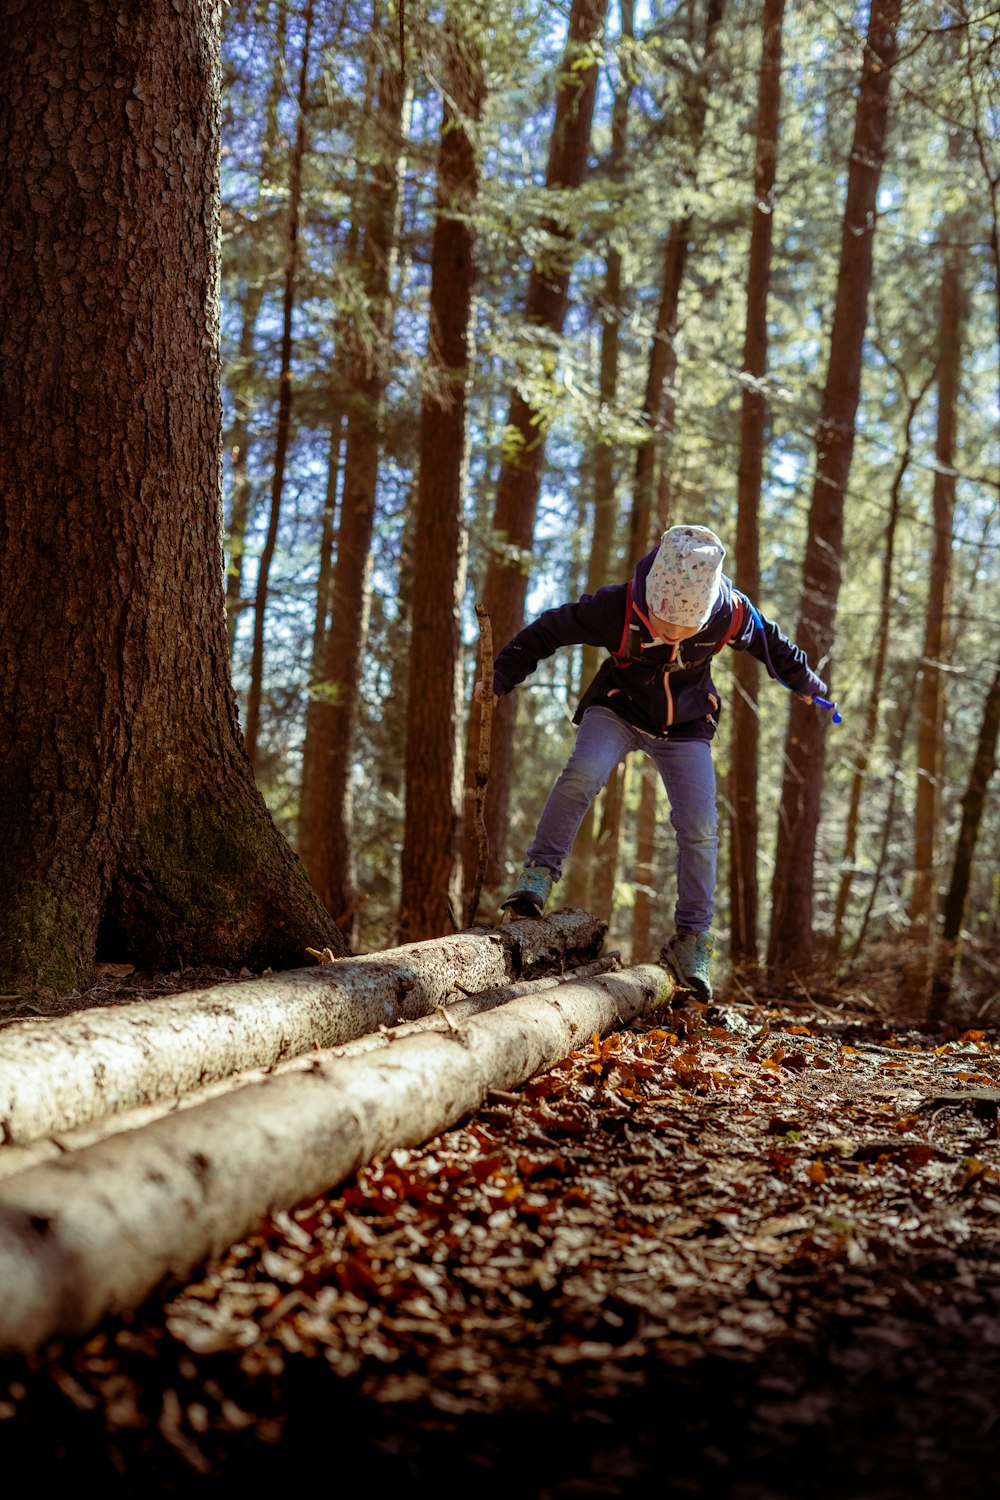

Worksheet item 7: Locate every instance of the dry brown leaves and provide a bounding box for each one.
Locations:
[3,995,1000,1492]
[155,1004,1000,1396]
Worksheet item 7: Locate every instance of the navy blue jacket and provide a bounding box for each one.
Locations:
[492,546,827,742]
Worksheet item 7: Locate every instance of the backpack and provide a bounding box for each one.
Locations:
[612,581,747,665]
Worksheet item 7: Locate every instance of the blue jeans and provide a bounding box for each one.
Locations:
[524,705,718,932]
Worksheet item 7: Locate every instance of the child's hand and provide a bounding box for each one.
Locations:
[474,680,499,707]
[798,694,814,705]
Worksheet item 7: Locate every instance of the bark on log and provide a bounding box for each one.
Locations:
[0,963,670,1356]
[0,957,619,1182]
[0,911,605,1147]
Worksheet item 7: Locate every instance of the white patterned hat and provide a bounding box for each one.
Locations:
[646,525,726,627]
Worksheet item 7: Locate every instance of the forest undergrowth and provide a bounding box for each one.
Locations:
[1,955,999,1498]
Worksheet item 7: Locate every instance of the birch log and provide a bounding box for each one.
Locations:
[0,910,605,1147]
[0,963,670,1357]
[0,957,619,1182]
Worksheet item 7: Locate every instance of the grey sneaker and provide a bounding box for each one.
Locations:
[500,863,554,919]
[660,929,715,1000]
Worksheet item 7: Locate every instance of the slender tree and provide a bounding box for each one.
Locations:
[224,1,288,655]
[461,0,607,896]
[927,658,1000,1018]
[767,0,902,974]
[630,0,725,963]
[832,353,935,955]
[0,0,344,997]
[297,230,363,876]
[728,0,784,972]
[910,120,968,935]
[304,30,408,941]
[847,670,918,966]
[244,0,315,767]
[564,0,635,911]
[398,15,485,942]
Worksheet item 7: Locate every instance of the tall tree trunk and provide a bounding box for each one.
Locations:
[224,0,287,656]
[398,21,485,943]
[297,221,363,875]
[298,16,382,862]
[767,0,902,975]
[728,0,784,973]
[0,0,344,999]
[627,0,725,565]
[910,126,968,935]
[296,410,345,862]
[630,0,725,960]
[564,0,635,912]
[461,0,607,896]
[831,359,935,955]
[244,0,314,768]
[304,47,408,943]
[927,658,1000,1019]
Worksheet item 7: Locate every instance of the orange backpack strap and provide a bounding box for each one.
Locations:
[714,591,746,654]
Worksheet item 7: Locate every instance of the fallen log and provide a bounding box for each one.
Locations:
[0,956,620,1182]
[0,910,605,1147]
[0,963,670,1357]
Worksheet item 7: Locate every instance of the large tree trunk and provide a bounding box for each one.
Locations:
[728,0,784,972]
[462,0,607,896]
[302,49,408,942]
[766,0,902,975]
[0,909,605,1148]
[927,658,1000,1019]
[398,19,485,942]
[0,0,345,998]
[910,127,968,935]
[0,962,669,1357]
[243,0,314,769]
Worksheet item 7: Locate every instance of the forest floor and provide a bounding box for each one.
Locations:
[1,953,999,1498]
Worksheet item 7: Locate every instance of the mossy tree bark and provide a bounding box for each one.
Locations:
[0,0,345,998]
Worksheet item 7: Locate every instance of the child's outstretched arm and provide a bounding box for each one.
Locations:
[728,595,829,702]
[487,585,626,701]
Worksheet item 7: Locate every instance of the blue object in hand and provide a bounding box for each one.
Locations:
[813,695,842,724]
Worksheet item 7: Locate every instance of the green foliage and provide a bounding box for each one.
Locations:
[218,0,999,973]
